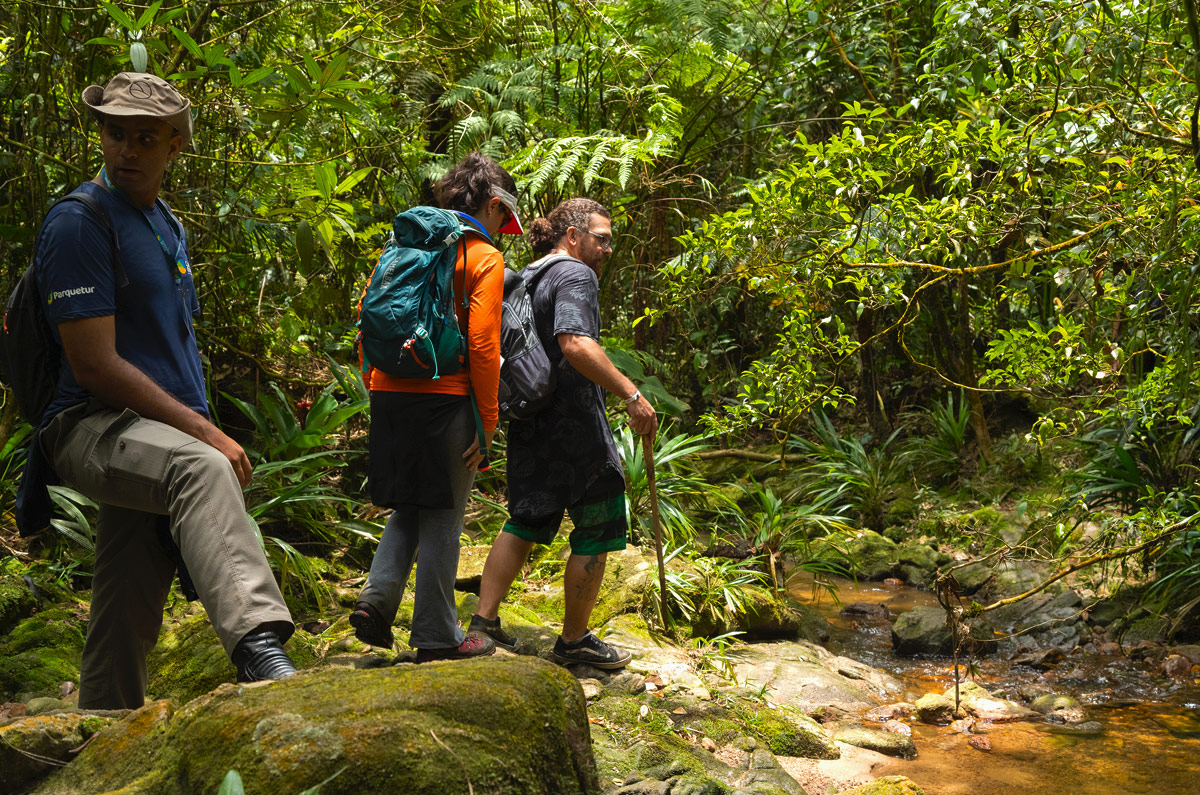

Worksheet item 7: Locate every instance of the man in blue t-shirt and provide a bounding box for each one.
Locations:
[34,73,295,709]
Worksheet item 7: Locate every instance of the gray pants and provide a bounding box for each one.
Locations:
[358,400,475,650]
[42,404,293,709]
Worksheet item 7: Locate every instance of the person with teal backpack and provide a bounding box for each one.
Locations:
[350,153,522,661]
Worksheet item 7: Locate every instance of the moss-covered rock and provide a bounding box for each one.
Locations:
[890,606,952,657]
[891,606,994,658]
[948,561,993,596]
[518,547,666,630]
[883,495,917,528]
[0,571,38,636]
[836,775,926,795]
[0,711,119,792]
[691,586,814,641]
[145,613,231,704]
[1122,615,1169,644]
[1087,588,1142,627]
[913,692,956,724]
[0,608,86,701]
[146,608,322,705]
[738,704,839,759]
[455,545,490,593]
[1030,694,1081,715]
[827,530,898,581]
[38,658,599,795]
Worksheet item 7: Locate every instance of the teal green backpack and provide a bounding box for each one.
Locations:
[357,207,472,379]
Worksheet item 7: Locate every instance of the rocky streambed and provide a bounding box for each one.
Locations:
[3,535,1199,795]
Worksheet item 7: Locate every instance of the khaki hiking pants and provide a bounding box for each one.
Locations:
[41,404,293,710]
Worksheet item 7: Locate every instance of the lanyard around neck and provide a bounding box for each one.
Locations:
[100,166,187,284]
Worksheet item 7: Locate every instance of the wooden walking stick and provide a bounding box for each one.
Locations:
[642,433,670,626]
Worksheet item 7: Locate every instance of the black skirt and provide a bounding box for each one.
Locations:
[368,391,471,509]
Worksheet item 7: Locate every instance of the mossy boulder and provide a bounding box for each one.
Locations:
[890,607,952,657]
[521,547,666,630]
[947,561,993,596]
[1122,615,1169,644]
[0,608,86,701]
[811,530,897,581]
[741,705,839,759]
[147,610,321,705]
[980,560,1056,601]
[883,495,917,528]
[146,613,232,704]
[1030,694,1082,716]
[691,586,820,641]
[1,711,119,792]
[37,658,599,795]
[1087,588,1142,627]
[0,572,38,635]
[455,544,490,593]
[914,693,957,724]
[837,775,926,795]
[891,606,994,658]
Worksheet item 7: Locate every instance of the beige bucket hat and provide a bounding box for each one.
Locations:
[82,72,193,145]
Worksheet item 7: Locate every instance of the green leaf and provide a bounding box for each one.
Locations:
[314,163,335,201]
[335,167,374,195]
[170,26,204,61]
[217,771,245,795]
[101,1,136,30]
[135,1,163,31]
[242,66,274,86]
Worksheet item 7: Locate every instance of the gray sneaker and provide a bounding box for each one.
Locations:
[550,631,631,670]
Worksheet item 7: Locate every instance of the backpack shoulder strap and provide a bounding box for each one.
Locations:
[41,188,128,289]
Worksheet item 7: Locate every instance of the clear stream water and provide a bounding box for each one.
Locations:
[786,575,1200,795]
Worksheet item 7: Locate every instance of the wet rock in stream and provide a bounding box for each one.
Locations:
[831,726,918,759]
[889,605,994,657]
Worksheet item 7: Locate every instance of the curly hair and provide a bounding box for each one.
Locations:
[433,152,517,215]
[527,198,611,255]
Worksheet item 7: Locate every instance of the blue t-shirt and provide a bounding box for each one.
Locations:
[35,180,206,422]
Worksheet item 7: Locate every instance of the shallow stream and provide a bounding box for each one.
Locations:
[787,575,1200,794]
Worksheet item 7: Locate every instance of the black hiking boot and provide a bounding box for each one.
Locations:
[232,630,297,683]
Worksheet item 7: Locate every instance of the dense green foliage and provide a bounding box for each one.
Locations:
[3,1,1200,626]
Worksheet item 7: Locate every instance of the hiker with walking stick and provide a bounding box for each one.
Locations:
[471,198,657,669]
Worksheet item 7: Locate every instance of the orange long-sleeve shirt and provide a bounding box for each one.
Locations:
[367,235,505,432]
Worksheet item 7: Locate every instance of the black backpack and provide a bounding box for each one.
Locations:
[497,255,571,420]
[0,190,122,425]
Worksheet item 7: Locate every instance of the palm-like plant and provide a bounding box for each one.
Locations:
[226,362,377,598]
[905,391,972,484]
[789,412,906,533]
[733,481,851,592]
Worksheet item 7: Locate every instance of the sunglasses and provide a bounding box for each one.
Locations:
[585,230,612,249]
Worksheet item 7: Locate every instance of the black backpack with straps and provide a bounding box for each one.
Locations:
[1,189,123,425]
[497,254,573,420]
